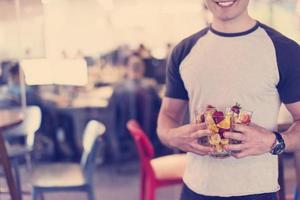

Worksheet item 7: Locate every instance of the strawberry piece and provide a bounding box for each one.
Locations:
[231,103,241,114]
[200,114,205,123]
[205,105,216,113]
[207,105,215,109]
[212,111,225,124]
[219,128,227,139]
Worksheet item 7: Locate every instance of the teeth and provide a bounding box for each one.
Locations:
[217,1,235,7]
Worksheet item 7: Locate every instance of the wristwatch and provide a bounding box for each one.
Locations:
[270,131,286,155]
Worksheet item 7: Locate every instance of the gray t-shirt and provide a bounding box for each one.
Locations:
[165,21,300,196]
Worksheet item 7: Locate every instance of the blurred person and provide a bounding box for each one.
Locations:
[158,0,300,200]
[6,62,41,106]
[1,63,53,155]
[4,63,80,161]
[38,85,81,162]
[135,43,152,59]
[110,55,169,161]
[134,44,156,79]
[125,55,148,79]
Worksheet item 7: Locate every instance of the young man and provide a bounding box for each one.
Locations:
[157,0,300,199]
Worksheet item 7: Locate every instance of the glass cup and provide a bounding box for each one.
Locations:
[194,110,209,145]
[204,107,233,158]
[196,107,253,158]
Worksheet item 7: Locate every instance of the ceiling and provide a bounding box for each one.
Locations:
[0,0,204,21]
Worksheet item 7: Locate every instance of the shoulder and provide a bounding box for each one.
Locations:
[259,22,299,51]
[171,27,209,59]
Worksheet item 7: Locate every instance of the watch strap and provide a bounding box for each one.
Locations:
[271,131,285,155]
[273,131,284,143]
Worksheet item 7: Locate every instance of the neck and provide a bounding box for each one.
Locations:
[211,12,256,33]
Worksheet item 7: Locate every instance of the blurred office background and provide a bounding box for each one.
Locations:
[0,0,299,200]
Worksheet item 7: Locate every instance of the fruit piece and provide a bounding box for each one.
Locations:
[207,105,215,109]
[205,105,217,115]
[200,114,205,123]
[221,139,229,145]
[209,134,221,145]
[215,144,223,153]
[205,109,216,116]
[218,128,226,139]
[212,111,225,124]
[239,113,251,125]
[231,103,241,114]
[233,113,239,123]
[195,115,202,124]
[208,123,219,133]
[205,113,215,124]
[217,115,231,130]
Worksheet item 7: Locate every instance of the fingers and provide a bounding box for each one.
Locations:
[192,129,212,138]
[248,122,258,127]
[224,144,246,152]
[233,123,249,133]
[224,131,246,141]
[190,141,213,155]
[187,123,206,132]
[184,123,206,133]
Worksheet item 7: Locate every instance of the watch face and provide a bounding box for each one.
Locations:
[273,143,285,155]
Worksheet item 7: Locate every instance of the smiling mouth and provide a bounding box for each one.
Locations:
[214,0,237,8]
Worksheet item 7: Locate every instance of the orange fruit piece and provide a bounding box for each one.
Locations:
[217,115,231,129]
[209,134,221,145]
[205,113,215,125]
[239,113,251,125]
[221,139,229,145]
[208,123,219,133]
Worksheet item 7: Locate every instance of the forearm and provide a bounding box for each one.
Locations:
[282,120,300,152]
[157,112,183,147]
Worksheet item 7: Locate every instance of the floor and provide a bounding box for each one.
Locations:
[0,154,298,200]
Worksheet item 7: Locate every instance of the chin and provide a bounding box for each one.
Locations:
[216,14,238,21]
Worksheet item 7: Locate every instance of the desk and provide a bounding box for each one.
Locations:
[58,99,113,153]
[0,110,23,200]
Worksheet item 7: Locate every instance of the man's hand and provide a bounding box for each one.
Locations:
[223,123,276,159]
[167,123,213,156]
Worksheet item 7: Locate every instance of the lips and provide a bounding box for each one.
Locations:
[213,0,237,8]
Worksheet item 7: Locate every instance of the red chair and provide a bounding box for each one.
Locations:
[127,120,186,200]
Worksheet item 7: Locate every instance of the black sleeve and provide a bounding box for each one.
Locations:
[164,27,209,100]
[165,45,189,100]
[261,23,300,104]
[276,42,300,104]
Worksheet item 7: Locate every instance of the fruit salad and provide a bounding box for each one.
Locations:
[196,103,252,158]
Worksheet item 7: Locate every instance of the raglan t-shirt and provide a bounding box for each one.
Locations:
[165,21,300,197]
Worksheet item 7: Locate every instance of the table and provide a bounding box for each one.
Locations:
[57,99,114,158]
[0,110,23,200]
[40,87,114,159]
